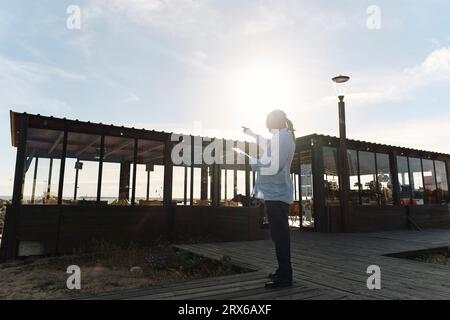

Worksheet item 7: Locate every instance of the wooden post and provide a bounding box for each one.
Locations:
[31,157,39,204]
[245,142,251,202]
[54,129,68,255]
[293,173,297,201]
[446,160,450,203]
[190,136,194,205]
[183,166,187,204]
[73,162,79,201]
[146,170,151,201]
[118,162,131,201]
[211,164,220,207]
[1,114,29,261]
[233,141,237,197]
[131,138,138,205]
[163,139,173,207]
[224,169,227,201]
[433,160,440,204]
[390,151,400,206]
[233,169,238,197]
[57,130,68,205]
[312,140,325,232]
[46,158,53,203]
[200,166,208,200]
[96,135,105,204]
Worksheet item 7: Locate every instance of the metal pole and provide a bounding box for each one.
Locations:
[338,96,350,232]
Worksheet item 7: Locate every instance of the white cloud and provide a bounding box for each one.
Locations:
[405,47,450,76]
[337,47,450,107]
[0,56,84,114]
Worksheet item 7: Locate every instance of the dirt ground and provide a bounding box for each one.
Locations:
[0,243,243,300]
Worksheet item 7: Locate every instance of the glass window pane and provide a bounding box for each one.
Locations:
[422,159,437,204]
[172,166,185,204]
[24,128,63,204]
[358,151,378,205]
[64,132,101,204]
[236,170,246,196]
[300,149,314,228]
[376,153,393,205]
[136,139,164,206]
[323,146,339,206]
[102,136,135,205]
[221,169,232,202]
[397,156,411,205]
[193,167,201,202]
[347,150,360,205]
[435,161,449,204]
[409,157,424,205]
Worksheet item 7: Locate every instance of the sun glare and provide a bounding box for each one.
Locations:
[227,60,298,125]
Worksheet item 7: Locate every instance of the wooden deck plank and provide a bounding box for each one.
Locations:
[84,229,450,300]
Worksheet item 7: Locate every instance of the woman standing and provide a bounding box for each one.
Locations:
[244,110,295,288]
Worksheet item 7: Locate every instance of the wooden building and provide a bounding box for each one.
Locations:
[1,111,449,261]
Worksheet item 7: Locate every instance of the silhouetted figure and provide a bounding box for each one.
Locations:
[243,109,295,288]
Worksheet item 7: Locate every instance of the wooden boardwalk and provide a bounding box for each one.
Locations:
[82,229,450,300]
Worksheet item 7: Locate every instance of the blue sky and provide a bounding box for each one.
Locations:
[1,0,450,196]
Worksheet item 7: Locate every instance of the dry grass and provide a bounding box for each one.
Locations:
[0,241,246,300]
[411,252,450,266]
[392,247,450,267]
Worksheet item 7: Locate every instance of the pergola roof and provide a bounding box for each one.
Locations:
[10,111,450,169]
[297,133,450,160]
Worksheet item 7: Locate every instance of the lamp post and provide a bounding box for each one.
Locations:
[332,75,350,232]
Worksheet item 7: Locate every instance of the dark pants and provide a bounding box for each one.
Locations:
[265,200,292,280]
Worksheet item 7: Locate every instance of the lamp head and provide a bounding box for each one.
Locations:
[332,75,350,98]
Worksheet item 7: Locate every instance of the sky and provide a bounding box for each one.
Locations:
[1,0,450,197]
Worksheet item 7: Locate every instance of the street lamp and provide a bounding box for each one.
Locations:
[332,75,350,232]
